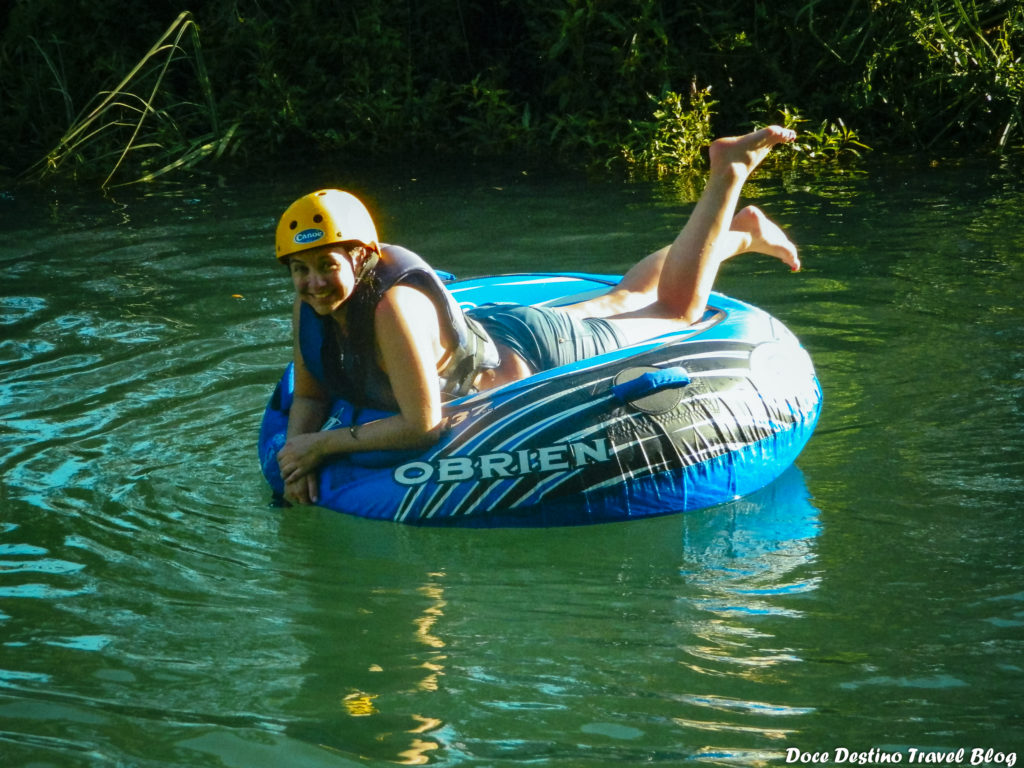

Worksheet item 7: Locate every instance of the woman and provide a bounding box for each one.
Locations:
[276,126,800,505]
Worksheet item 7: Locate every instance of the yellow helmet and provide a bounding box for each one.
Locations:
[275,189,379,261]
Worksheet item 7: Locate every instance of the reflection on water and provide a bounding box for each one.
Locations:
[268,464,821,766]
[2,156,1023,764]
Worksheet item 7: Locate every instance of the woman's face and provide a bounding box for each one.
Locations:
[288,245,358,316]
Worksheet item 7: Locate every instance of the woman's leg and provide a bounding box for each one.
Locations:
[654,126,796,324]
[559,126,797,334]
[564,204,798,318]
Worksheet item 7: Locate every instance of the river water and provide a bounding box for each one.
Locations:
[1,152,1022,767]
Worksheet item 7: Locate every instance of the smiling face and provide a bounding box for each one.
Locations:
[288,245,359,316]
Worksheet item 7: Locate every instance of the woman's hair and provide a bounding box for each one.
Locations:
[280,242,367,270]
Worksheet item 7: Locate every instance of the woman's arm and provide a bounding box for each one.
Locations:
[276,286,447,492]
[281,297,331,504]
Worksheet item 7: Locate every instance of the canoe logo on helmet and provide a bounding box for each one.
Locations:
[294,228,325,245]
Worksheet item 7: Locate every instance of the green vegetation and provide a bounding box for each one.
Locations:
[22,12,232,188]
[1,0,1020,187]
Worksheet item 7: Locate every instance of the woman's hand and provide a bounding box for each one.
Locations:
[277,432,327,487]
[283,471,320,506]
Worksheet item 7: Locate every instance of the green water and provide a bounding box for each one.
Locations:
[1,154,1022,767]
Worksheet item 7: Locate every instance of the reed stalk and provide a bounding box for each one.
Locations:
[27,11,228,188]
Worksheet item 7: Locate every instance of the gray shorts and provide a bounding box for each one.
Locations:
[467,304,626,373]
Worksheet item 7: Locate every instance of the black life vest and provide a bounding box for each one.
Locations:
[298,245,499,410]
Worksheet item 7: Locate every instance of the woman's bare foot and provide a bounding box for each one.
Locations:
[731,205,801,271]
[708,126,796,180]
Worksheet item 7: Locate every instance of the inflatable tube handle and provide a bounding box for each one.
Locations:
[611,366,691,402]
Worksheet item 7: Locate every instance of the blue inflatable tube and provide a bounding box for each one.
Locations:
[259,273,822,526]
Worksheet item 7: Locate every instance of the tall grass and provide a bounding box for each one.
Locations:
[19,11,235,188]
[916,0,1023,149]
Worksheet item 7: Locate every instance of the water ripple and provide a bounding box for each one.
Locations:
[1,164,1021,766]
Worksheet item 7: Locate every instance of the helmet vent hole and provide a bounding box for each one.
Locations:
[313,214,324,223]
[289,220,297,230]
